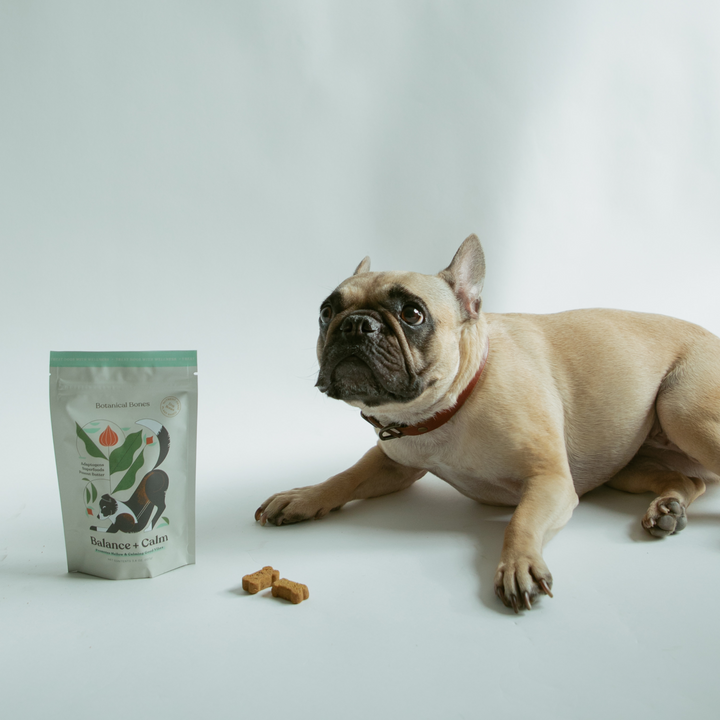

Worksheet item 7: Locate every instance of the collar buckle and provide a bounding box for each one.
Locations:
[378,425,405,441]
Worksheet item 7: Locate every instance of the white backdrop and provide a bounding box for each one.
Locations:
[2,2,720,718]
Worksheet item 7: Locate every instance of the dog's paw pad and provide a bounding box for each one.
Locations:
[643,498,687,538]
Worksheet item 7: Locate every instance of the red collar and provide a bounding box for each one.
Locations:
[361,340,489,441]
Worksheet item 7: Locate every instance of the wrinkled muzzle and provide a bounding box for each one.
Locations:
[316,312,423,406]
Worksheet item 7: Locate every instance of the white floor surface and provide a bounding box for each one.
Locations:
[3,450,720,720]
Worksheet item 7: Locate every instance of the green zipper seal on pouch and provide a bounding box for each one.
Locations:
[50,351,197,368]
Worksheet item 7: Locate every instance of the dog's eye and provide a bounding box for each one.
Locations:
[319,305,333,325]
[400,304,424,326]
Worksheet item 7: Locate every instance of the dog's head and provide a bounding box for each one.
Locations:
[316,234,487,421]
[96,494,118,519]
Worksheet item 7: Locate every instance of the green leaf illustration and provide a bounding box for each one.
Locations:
[75,423,107,460]
[109,430,142,476]
[85,487,91,504]
[91,483,97,503]
[162,517,169,525]
[112,448,144,494]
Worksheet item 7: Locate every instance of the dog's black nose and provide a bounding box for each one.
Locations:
[340,314,380,336]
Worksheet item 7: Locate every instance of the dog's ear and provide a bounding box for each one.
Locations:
[438,234,486,320]
[354,256,371,275]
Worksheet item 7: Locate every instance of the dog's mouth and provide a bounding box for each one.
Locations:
[333,355,375,381]
[321,355,381,402]
[317,348,423,407]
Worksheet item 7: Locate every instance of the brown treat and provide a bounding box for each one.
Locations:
[271,578,309,604]
[242,566,280,594]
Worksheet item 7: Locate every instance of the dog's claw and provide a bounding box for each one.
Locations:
[510,595,519,613]
[539,579,553,598]
[523,591,532,611]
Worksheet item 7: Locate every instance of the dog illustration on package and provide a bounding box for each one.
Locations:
[89,419,170,535]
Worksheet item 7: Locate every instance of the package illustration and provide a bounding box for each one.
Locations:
[50,351,198,579]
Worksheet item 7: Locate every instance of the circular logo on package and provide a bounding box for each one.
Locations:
[160,396,181,418]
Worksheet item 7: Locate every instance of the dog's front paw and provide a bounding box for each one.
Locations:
[255,486,343,526]
[642,497,687,538]
[494,553,553,613]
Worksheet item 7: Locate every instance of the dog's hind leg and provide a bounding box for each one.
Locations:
[612,337,720,537]
[607,459,706,537]
[149,498,166,529]
[142,470,169,530]
[653,333,720,475]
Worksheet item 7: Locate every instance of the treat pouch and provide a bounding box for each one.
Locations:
[49,351,198,579]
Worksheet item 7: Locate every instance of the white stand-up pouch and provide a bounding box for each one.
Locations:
[50,351,198,579]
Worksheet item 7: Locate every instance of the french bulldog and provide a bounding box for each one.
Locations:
[256,235,720,612]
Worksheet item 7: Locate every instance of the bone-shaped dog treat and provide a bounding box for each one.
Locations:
[272,578,309,604]
[242,566,280,594]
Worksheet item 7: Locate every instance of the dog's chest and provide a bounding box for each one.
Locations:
[381,434,524,506]
[429,462,523,506]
